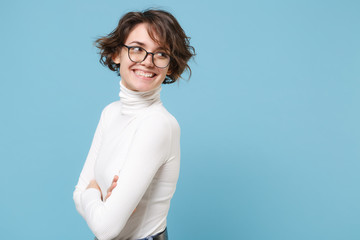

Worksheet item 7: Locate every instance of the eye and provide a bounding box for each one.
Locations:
[131,47,144,53]
[155,52,169,59]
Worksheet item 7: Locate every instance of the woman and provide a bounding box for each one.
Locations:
[73,9,195,240]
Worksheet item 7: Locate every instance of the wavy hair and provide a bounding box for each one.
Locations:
[94,9,195,84]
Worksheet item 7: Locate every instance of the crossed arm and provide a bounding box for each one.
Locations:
[87,175,119,201]
[73,108,172,240]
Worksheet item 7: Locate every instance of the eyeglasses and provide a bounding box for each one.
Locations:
[122,44,171,68]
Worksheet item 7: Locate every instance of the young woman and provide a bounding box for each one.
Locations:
[73,9,195,240]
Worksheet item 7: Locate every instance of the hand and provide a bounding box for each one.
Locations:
[87,179,103,200]
[87,179,101,192]
[104,175,119,201]
[89,175,136,213]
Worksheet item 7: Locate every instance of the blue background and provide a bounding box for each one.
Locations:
[0,0,359,239]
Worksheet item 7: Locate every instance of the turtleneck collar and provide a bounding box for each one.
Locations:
[119,80,162,115]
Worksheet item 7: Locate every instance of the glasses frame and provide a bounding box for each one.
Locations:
[122,44,171,68]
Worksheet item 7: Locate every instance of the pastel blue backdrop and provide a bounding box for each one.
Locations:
[0,0,359,239]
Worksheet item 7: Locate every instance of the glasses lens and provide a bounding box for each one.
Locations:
[128,46,170,68]
[128,47,146,63]
[153,52,170,68]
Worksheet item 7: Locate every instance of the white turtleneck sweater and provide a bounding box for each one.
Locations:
[73,81,180,240]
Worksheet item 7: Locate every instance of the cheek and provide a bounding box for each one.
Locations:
[158,71,168,80]
[119,65,128,78]
[119,61,135,74]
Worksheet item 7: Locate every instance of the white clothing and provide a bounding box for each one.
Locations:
[73,81,180,240]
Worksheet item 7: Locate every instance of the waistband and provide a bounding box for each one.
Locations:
[94,227,168,240]
[138,228,168,240]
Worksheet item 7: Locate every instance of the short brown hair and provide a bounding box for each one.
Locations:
[94,9,195,84]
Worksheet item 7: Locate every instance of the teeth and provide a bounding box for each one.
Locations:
[135,70,155,78]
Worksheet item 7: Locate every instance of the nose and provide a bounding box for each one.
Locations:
[142,53,154,67]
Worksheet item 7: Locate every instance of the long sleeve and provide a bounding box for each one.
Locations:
[80,112,173,240]
[73,106,108,218]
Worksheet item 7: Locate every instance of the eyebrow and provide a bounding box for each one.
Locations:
[127,41,168,52]
[128,41,146,46]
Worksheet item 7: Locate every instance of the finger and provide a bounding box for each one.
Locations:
[104,193,111,201]
[113,175,119,182]
[107,182,117,194]
[110,182,117,190]
[105,177,118,201]
[105,192,111,201]
[105,184,116,200]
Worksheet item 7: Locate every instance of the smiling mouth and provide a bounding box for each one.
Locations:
[134,70,156,78]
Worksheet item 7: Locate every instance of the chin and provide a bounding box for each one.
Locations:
[134,80,162,92]
[127,82,151,92]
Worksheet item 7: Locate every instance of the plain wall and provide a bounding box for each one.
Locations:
[0,0,359,239]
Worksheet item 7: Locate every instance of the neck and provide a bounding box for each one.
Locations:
[119,80,162,114]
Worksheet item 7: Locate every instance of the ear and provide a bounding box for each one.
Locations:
[166,69,172,75]
[112,52,121,64]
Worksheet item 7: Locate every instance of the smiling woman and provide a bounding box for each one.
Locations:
[112,23,172,92]
[94,10,194,84]
[73,9,195,240]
